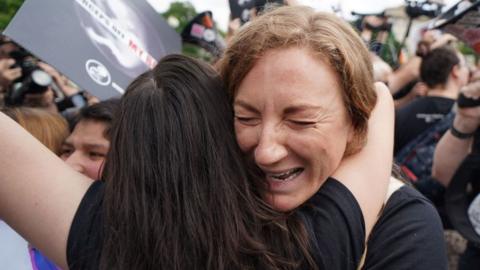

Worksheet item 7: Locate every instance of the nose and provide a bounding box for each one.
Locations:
[254,125,288,167]
[64,152,85,174]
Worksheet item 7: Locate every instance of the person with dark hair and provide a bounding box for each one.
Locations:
[60,99,119,180]
[432,80,480,270]
[0,49,394,269]
[394,46,469,155]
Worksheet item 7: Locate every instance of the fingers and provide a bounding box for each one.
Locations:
[461,81,480,99]
[37,62,61,78]
[2,67,22,81]
[0,58,22,86]
[0,58,15,70]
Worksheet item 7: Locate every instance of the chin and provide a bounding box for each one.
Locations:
[265,194,303,212]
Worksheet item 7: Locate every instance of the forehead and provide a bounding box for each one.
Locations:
[235,47,342,105]
[67,120,108,145]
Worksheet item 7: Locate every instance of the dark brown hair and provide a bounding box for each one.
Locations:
[420,46,461,88]
[100,54,314,269]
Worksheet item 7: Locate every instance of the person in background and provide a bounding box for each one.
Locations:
[432,80,480,270]
[60,99,119,180]
[394,46,469,156]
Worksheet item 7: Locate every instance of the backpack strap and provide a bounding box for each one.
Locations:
[395,111,455,180]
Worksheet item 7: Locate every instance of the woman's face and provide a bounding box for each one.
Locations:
[234,47,353,211]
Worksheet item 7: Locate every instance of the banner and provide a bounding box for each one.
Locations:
[4,0,181,100]
[433,0,480,54]
[181,11,225,57]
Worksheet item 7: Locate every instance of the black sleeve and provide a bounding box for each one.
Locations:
[299,178,366,270]
[364,185,448,270]
[67,181,105,270]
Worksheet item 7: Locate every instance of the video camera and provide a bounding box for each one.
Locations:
[4,47,53,106]
[405,0,443,19]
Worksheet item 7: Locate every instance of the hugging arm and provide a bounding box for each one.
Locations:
[0,112,93,269]
[332,82,395,238]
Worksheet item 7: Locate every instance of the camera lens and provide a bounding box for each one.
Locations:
[31,70,52,87]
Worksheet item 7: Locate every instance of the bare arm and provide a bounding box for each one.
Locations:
[332,82,395,238]
[0,112,93,269]
[387,56,421,95]
[432,81,480,187]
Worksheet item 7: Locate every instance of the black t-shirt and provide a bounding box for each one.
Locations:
[394,96,454,155]
[363,184,448,270]
[299,178,366,269]
[67,178,366,270]
[67,180,447,270]
[67,181,104,270]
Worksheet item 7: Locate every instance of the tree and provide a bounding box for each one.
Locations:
[161,2,197,33]
[0,0,24,30]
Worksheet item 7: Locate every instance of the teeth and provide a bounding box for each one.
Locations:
[269,168,303,181]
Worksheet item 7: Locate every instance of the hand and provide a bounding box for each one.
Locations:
[0,58,22,89]
[37,62,79,97]
[412,81,428,97]
[454,81,480,133]
[430,33,457,50]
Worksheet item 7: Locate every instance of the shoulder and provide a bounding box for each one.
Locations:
[305,178,364,225]
[67,181,104,270]
[364,185,447,270]
[300,178,366,270]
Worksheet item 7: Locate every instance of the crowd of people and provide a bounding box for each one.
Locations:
[0,2,479,270]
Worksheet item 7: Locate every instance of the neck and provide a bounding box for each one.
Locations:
[426,83,460,100]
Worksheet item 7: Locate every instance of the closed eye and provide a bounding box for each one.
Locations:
[235,116,260,126]
[288,120,317,127]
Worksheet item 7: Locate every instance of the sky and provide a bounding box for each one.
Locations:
[147,0,461,31]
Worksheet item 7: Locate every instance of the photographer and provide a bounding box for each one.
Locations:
[2,45,93,113]
[0,58,21,93]
[432,80,480,270]
[432,80,480,188]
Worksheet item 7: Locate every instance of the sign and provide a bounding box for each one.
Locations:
[433,0,480,54]
[4,0,181,100]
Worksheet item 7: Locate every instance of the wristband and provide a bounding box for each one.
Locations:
[450,125,475,139]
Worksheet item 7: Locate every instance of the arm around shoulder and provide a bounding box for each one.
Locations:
[333,82,395,238]
[0,112,93,269]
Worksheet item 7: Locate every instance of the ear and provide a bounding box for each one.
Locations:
[451,64,461,79]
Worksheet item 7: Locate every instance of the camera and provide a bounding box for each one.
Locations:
[4,48,53,106]
[405,0,443,18]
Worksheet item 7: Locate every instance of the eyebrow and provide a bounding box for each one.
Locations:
[84,144,109,150]
[283,104,325,116]
[62,141,108,150]
[233,99,260,114]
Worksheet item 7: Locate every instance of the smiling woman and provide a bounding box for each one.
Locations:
[219,4,447,269]
[233,47,354,211]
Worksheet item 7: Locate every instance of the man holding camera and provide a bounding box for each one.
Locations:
[432,79,480,270]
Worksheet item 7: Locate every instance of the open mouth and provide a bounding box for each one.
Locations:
[267,168,304,182]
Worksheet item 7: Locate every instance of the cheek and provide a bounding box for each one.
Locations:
[234,123,257,153]
[85,159,105,179]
